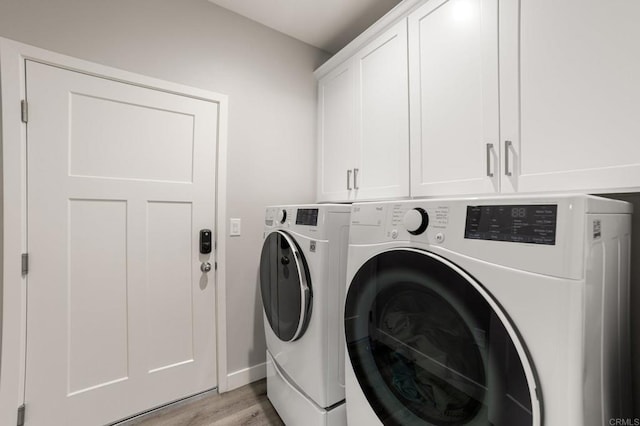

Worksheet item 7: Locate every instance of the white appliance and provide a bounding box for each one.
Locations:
[344,195,632,426]
[260,204,350,426]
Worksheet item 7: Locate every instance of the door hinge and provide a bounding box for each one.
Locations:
[21,253,29,275]
[17,404,25,426]
[21,100,28,123]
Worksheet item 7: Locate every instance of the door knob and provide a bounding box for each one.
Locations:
[201,262,212,273]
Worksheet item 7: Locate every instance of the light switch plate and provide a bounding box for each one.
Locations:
[230,218,241,236]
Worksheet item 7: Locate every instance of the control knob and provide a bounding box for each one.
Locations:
[277,209,287,224]
[403,208,429,235]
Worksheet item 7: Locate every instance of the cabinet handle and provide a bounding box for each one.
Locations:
[353,168,359,190]
[504,140,513,176]
[486,143,494,177]
[347,169,352,190]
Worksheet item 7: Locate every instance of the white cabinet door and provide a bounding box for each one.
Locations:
[317,20,410,203]
[501,0,640,193]
[409,0,500,197]
[354,20,410,200]
[317,62,356,202]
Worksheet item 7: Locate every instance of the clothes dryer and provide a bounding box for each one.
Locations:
[260,204,350,426]
[344,195,632,426]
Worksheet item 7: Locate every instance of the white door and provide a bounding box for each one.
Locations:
[354,19,410,201]
[24,60,218,425]
[317,61,356,202]
[500,0,640,193]
[409,0,500,197]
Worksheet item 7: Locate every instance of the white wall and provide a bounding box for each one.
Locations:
[0,0,328,383]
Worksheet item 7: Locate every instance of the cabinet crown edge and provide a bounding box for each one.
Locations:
[313,0,425,79]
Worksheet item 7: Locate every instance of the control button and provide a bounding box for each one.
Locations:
[403,208,429,235]
[277,209,287,224]
[435,232,445,243]
[391,229,398,239]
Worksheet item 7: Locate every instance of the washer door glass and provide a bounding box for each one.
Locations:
[345,249,540,426]
[260,231,312,342]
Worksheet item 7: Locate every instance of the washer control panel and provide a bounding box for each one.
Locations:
[403,208,429,235]
[391,203,449,242]
[351,202,450,245]
[265,207,295,228]
[276,209,287,224]
[265,206,323,232]
[295,208,319,226]
[464,204,557,245]
[349,195,601,280]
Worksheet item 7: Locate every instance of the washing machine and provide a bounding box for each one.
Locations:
[344,194,632,426]
[260,204,350,426]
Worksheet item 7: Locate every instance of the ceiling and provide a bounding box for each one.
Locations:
[207,0,403,54]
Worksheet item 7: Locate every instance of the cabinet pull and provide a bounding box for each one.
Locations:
[354,168,359,190]
[486,143,494,177]
[347,169,352,190]
[504,140,513,176]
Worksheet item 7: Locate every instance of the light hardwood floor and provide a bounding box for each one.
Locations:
[118,380,284,426]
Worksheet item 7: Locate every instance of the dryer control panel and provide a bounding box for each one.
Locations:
[350,202,451,245]
[348,195,628,280]
[464,204,558,245]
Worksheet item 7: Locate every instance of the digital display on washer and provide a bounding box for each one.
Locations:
[296,208,319,226]
[464,204,557,245]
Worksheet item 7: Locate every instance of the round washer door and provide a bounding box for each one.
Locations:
[345,249,541,426]
[260,230,312,342]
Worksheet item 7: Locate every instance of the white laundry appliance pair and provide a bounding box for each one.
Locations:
[260,204,350,426]
[344,194,632,426]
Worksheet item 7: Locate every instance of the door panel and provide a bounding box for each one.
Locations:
[147,201,195,372]
[68,200,129,395]
[317,64,356,202]
[69,93,195,182]
[25,60,218,425]
[409,0,500,196]
[512,0,640,193]
[356,19,410,200]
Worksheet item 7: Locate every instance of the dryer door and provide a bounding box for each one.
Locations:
[345,248,541,425]
[260,230,312,342]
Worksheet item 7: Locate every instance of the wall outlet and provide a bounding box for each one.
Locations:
[230,218,241,236]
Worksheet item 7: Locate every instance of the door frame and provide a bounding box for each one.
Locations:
[0,37,231,425]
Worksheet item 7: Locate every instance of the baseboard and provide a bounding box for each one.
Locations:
[226,362,267,392]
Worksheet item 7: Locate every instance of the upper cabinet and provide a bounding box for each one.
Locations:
[409,0,500,197]
[317,20,410,203]
[317,0,640,202]
[500,0,640,194]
